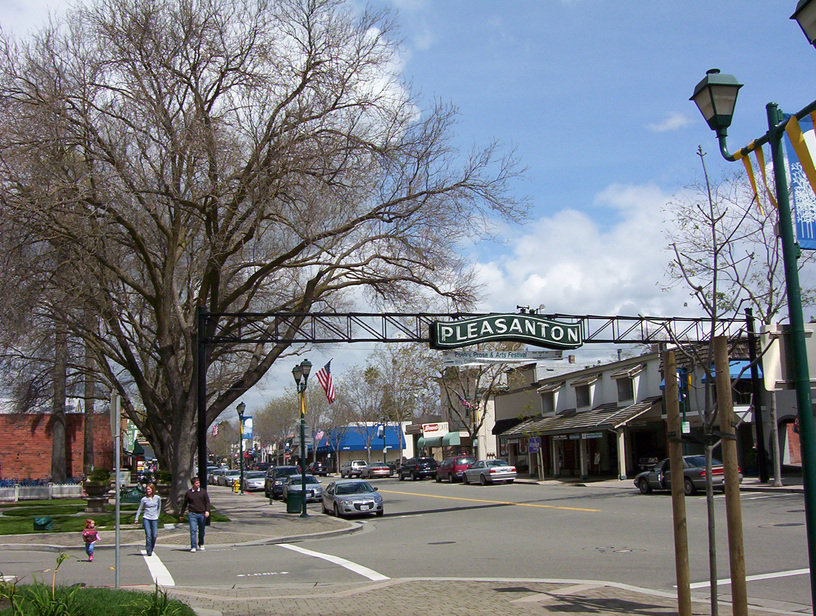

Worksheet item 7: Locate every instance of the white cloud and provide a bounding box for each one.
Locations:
[646,112,692,133]
[474,183,697,319]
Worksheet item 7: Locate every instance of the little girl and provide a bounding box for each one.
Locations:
[82,518,100,562]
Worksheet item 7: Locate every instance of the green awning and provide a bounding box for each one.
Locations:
[442,432,461,446]
[418,436,442,448]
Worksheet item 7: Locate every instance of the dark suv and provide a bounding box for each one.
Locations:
[399,457,438,481]
[436,455,476,483]
[264,465,301,499]
[307,460,328,476]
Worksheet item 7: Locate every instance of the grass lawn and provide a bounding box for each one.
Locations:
[0,500,228,534]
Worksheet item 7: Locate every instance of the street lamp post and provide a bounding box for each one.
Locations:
[292,359,312,518]
[691,6,816,607]
[236,401,246,494]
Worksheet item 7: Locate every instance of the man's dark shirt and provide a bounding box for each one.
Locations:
[179,488,210,516]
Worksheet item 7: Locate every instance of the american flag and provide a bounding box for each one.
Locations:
[455,392,476,410]
[316,360,336,404]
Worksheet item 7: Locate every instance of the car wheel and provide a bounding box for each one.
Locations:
[334,503,343,518]
[435,474,441,483]
[638,478,651,494]
[399,472,404,481]
[480,474,487,486]
[684,477,696,496]
[463,474,469,484]
[376,509,384,517]
[507,479,514,484]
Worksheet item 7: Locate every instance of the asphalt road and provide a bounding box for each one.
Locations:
[1,479,810,614]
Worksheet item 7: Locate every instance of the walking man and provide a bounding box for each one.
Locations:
[179,476,210,552]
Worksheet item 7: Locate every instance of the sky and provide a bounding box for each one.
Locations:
[3,1,816,415]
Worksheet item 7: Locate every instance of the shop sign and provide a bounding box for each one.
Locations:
[552,434,568,440]
[569,434,581,440]
[430,314,582,350]
[582,432,603,439]
[422,422,448,435]
[528,436,541,453]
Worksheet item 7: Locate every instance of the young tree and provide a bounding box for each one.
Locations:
[0,0,524,509]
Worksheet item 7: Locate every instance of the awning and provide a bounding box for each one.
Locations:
[442,432,461,446]
[492,417,529,435]
[417,436,442,448]
[498,397,662,437]
[701,360,762,383]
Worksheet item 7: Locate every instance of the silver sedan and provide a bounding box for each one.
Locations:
[282,475,323,502]
[462,459,517,485]
[322,479,384,518]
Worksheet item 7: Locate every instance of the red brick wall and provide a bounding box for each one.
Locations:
[0,413,113,480]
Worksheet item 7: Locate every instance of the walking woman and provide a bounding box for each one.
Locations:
[134,482,161,556]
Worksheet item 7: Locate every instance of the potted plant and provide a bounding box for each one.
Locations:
[84,468,111,498]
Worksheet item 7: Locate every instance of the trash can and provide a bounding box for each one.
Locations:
[33,516,53,531]
[286,493,304,514]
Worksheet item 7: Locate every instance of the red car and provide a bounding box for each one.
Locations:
[436,455,476,483]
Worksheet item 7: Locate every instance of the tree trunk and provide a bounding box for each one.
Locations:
[83,308,95,475]
[51,318,68,482]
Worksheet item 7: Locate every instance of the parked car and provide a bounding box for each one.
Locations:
[462,459,516,485]
[634,455,743,495]
[307,461,329,476]
[322,479,384,518]
[243,470,266,491]
[398,457,438,481]
[208,468,227,485]
[264,465,301,499]
[217,469,240,487]
[340,459,367,478]
[436,456,476,483]
[282,474,323,503]
[361,462,392,479]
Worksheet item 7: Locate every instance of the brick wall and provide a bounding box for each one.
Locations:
[0,413,114,480]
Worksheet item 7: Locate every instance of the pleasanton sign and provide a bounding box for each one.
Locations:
[430,314,582,350]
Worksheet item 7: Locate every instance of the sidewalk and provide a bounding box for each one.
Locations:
[0,481,804,615]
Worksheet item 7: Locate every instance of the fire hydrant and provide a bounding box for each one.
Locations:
[233,478,240,493]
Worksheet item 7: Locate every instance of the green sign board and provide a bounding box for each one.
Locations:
[430,314,582,350]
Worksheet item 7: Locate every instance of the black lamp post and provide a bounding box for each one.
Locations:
[292,359,312,517]
[691,4,816,607]
[236,401,246,494]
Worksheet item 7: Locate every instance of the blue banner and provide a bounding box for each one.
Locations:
[241,416,253,440]
[784,113,816,250]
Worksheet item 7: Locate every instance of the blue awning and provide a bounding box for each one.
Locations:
[701,360,762,383]
[316,425,406,453]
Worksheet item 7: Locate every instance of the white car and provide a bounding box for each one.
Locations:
[462,459,517,485]
[243,470,266,491]
[322,479,383,518]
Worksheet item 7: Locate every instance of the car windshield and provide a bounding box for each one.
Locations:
[224,470,239,475]
[288,475,318,484]
[245,471,265,478]
[456,457,475,465]
[418,458,436,464]
[486,459,509,467]
[685,456,722,468]
[336,482,374,495]
[275,468,299,477]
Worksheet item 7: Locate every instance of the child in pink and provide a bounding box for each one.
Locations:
[82,519,100,562]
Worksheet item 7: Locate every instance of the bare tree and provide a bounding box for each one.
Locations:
[0,0,524,509]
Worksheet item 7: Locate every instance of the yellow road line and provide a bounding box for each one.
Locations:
[380,489,600,512]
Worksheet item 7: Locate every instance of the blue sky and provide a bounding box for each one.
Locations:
[4,1,816,409]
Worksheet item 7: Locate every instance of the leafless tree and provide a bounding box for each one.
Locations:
[0,0,524,509]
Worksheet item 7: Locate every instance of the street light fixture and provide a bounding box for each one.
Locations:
[292,359,312,518]
[691,11,816,607]
[792,0,816,46]
[236,401,246,495]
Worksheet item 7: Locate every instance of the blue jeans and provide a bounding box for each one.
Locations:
[85,542,95,558]
[188,512,206,549]
[142,518,158,555]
